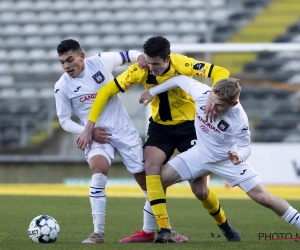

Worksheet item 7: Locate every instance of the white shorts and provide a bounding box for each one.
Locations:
[85,129,144,174]
[168,145,261,192]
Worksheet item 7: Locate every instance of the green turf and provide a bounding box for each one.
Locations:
[0,195,299,249]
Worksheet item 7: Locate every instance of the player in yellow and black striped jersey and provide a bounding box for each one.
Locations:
[78,36,241,243]
[89,53,227,125]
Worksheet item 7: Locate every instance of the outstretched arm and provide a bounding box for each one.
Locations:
[76,81,120,150]
[139,75,210,106]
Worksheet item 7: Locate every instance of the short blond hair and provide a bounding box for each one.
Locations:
[213,78,241,103]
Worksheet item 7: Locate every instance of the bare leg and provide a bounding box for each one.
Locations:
[247,183,300,230]
[246,183,289,216]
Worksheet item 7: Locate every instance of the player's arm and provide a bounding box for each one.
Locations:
[187,57,229,122]
[76,80,120,150]
[228,126,251,165]
[189,59,229,87]
[140,75,209,106]
[98,50,147,70]
[77,65,142,150]
[54,86,85,135]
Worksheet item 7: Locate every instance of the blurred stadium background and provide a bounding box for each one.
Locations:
[0,0,300,186]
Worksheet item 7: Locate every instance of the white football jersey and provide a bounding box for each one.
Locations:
[149,75,251,163]
[54,51,140,135]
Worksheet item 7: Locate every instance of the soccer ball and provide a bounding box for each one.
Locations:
[28,214,60,243]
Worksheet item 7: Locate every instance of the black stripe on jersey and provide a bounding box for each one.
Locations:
[146,70,172,121]
[158,92,172,121]
[114,78,125,93]
[150,198,166,206]
[146,71,158,85]
[208,64,214,78]
[210,204,221,216]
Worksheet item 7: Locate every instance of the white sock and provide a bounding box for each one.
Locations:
[90,173,107,234]
[142,190,157,233]
[281,206,300,230]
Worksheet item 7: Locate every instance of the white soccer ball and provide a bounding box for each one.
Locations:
[28,214,60,243]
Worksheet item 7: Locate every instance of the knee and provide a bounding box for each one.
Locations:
[191,185,209,200]
[143,161,160,175]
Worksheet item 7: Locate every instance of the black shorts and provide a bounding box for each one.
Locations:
[144,117,197,164]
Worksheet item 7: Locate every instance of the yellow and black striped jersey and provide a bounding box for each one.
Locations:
[89,54,229,125]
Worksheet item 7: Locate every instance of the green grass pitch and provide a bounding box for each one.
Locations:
[0,195,299,250]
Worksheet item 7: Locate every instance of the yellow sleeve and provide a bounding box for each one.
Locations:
[190,60,229,87]
[209,65,230,87]
[88,63,144,123]
[170,54,229,87]
[88,80,120,123]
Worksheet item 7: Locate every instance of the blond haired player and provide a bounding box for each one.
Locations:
[140,76,300,243]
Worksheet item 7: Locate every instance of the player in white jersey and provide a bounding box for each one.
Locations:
[139,76,300,243]
[54,39,151,244]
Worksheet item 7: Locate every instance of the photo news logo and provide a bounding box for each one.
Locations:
[258,232,300,241]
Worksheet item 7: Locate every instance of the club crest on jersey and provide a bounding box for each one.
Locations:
[217,120,229,131]
[193,62,205,71]
[92,71,105,84]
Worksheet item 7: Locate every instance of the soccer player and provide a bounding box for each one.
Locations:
[139,76,300,243]
[54,39,155,243]
[77,36,241,242]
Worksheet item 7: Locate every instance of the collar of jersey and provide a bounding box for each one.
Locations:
[161,63,171,75]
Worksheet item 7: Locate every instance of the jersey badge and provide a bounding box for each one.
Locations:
[92,71,105,84]
[193,62,205,71]
[217,120,229,131]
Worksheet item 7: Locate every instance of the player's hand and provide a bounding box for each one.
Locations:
[92,126,112,144]
[139,90,154,106]
[137,54,149,70]
[228,151,241,165]
[76,121,95,150]
[205,92,217,123]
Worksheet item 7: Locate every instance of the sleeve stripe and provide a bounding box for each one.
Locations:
[125,50,131,63]
[208,64,214,78]
[119,52,126,64]
[114,78,125,93]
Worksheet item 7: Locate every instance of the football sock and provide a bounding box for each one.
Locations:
[146,175,169,229]
[142,190,157,233]
[90,173,107,233]
[281,206,300,229]
[200,188,227,225]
